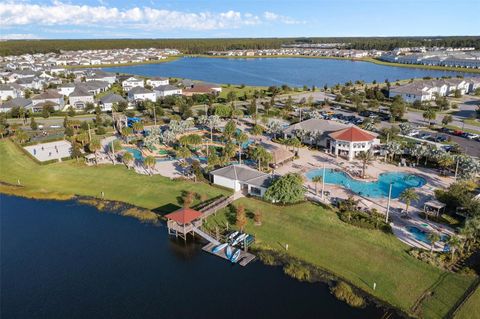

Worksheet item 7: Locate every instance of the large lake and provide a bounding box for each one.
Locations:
[104,57,473,87]
[0,195,399,319]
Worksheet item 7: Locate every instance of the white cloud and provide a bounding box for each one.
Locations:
[0,2,298,31]
[0,33,40,40]
[263,11,303,25]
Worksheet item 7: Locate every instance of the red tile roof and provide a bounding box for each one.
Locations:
[165,208,203,224]
[329,126,375,142]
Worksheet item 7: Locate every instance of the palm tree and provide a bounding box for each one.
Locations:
[447,235,462,261]
[437,153,454,175]
[428,232,440,253]
[398,188,419,217]
[15,129,29,144]
[122,152,134,169]
[109,139,122,164]
[88,138,101,164]
[176,146,192,166]
[143,155,156,175]
[356,151,374,178]
[132,122,144,133]
[312,175,323,195]
[235,131,248,164]
[251,145,273,171]
[121,127,133,143]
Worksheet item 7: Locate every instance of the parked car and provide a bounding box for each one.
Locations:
[466,133,479,140]
[407,131,420,137]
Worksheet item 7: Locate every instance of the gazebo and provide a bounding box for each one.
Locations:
[328,126,377,161]
[165,208,203,241]
[424,200,446,218]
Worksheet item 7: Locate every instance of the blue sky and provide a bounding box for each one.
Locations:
[1,0,479,39]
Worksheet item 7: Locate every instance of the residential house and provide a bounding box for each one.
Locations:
[69,87,94,109]
[58,83,76,96]
[0,84,22,100]
[127,86,156,102]
[154,84,182,98]
[122,77,144,92]
[0,97,32,113]
[146,77,169,87]
[98,93,127,111]
[31,89,64,111]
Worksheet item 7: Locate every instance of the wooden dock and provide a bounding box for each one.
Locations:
[202,243,256,267]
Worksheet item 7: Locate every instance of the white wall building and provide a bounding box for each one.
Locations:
[154,85,182,98]
[127,86,156,102]
[147,77,169,87]
[122,77,144,92]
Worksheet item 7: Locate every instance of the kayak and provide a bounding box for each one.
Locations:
[227,231,239,241]
[232,233,248,246]
[225,246,233,260]
[212,243,228,254]
[230,249,241,263]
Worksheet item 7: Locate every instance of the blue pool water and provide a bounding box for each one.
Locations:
[406,226,449,245]
[124,147,143,161]
[305,169,426,198]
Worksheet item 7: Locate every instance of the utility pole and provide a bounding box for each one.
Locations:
[384,132,389,162]
[385,182,393,223]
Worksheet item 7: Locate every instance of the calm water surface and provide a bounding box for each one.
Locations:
[103,57,474,87]
[0,195,399,319]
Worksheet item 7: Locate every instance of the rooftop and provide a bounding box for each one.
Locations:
[329,126,376,142]
[165,208,203,224]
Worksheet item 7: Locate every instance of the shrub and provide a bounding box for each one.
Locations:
[283,261,311,281]
[330,281,365,308]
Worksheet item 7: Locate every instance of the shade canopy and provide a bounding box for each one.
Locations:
[165,208,203,224]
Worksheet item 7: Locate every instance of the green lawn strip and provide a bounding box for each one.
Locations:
[463,119,480,127]
[420,273,475,319]
[0,139,228,210]
[207,197,475,315]
[454,285,480,319]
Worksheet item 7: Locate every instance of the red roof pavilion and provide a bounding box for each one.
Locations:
[165,208,203,225]
[329,126,375,142]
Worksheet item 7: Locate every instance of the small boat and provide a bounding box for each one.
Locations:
[225,246,233,260]
[227,231,239,241]
[211,243,228,254]
[230,249,241,263]
[232,233,248,246]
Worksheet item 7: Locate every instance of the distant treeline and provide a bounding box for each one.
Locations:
[1,36,479,56]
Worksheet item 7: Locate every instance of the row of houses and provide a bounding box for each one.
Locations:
[380,51,480,69]
[389,77,480,103]
[207,48,384,58]
[1,48,180,70]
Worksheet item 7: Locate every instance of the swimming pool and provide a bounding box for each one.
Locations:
[406,226,449,245]
[305,168,426,198]
[124,147,144,161]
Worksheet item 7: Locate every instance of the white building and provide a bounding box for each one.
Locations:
[98,93,127,112]
[328,126,378,161]
[147,77,169,87]
[122,77,144,92]
[154,85,182,98]
[127,86,156,102]
[69,87,94,109]
[58,83,76,96]
[0,84,21,100]
[210,164,275,197]
[31,90,64,111]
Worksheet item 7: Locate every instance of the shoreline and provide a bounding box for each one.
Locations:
[0,188,407,317]
[187,54,480,74]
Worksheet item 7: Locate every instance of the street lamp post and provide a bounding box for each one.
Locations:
[385,182,393,223]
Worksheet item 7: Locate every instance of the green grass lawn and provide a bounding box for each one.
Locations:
[463,118,480,128]
[206,197,476,317]
[0,139,228,211]
[218,84,268,99]
[454,285,480,319]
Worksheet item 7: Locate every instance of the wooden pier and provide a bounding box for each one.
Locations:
[202,243,256,267]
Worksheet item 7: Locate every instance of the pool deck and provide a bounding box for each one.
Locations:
[274,144,456,250]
